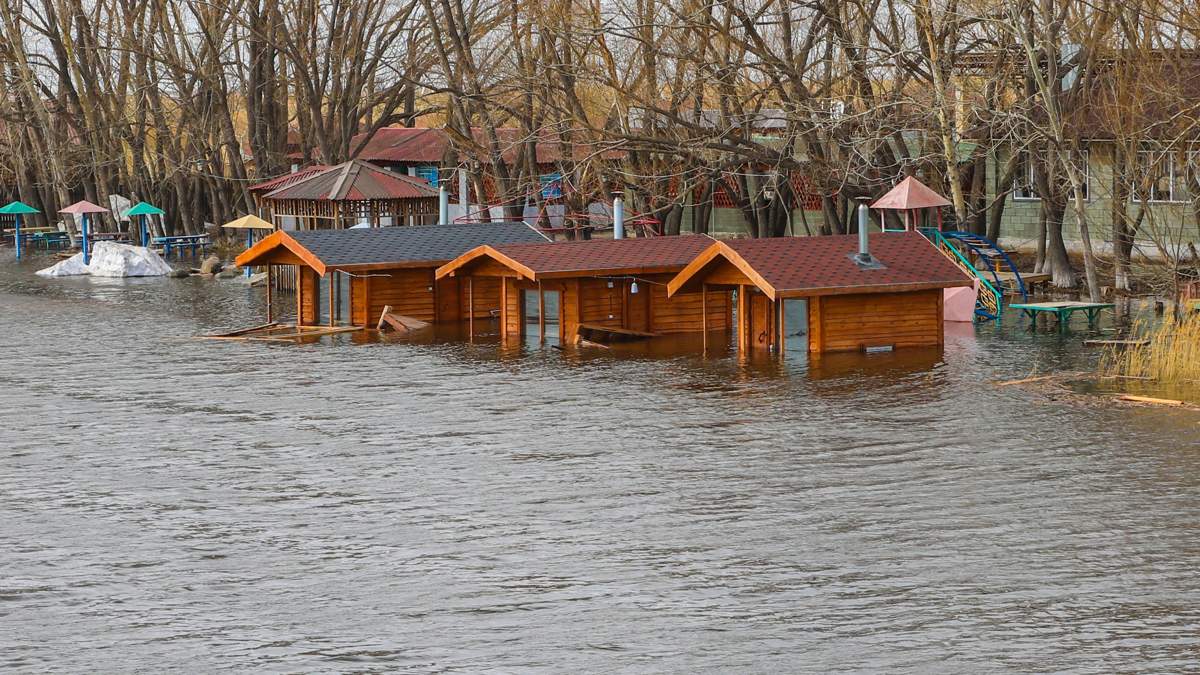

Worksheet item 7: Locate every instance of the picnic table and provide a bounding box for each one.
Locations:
[153,234,211,259]
[1009,301,1114,330]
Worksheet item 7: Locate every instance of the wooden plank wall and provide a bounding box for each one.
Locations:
[297,267,318,326]
[350,276,367,326]
[435,276,461,322]
[648,283,730,334]
[364,268,436,323]
[503,278,525,335]
[809,289,943,353]
[460,277,502,319]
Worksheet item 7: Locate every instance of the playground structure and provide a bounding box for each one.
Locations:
[870,176,1034,322]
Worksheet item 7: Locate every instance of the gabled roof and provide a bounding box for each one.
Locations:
[235,222,548,275]
[668,232,971,300]
[436,235,716,281]
[248,165,331,193]
[262,160,439,202]
[870,177,951,210]
[60,200,108,215]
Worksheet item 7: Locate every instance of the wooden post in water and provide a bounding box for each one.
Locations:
[778,299,787,360]
[266,266,274,322]
[328,273,335,326]
[701,282,708,355]
[467,276,474,340]
[538,281,545,343]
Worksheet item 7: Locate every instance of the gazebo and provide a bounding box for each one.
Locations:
[0,201,40,260]
[869,176,951,232]
[124,201,165,247]
[260,159,439,230]
[60,200,110,265]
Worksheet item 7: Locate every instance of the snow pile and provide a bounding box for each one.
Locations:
[35,252,90,277]
[36,242,173,278]
[86,241,172,277]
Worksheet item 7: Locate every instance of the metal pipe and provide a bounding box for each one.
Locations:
[857,202,869,260]
[613,193,624,240]
[14,214,21,261]
[438,182,450,225]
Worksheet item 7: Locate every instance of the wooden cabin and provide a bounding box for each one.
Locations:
[435,236,732,344]
[234,222,549,327]
[667,232,972,354]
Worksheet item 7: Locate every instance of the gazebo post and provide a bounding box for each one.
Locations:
[81,213,90,265]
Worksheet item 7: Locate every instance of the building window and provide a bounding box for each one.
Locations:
[414,165,439,185]
[1013,152,1038,200]
[1012,150,1089,201]
[1133,150,1185,203]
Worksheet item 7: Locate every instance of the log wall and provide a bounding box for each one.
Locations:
[808,289,943,353]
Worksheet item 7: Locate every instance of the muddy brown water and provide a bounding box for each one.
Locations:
[2,251,1200,672]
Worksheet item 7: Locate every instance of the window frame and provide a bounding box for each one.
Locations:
[1133,149,1187,204]
[1012,151,1039,201]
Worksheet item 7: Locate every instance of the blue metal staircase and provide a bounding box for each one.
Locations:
[938,231,1028,302]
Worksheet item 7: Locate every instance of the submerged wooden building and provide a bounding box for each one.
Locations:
[234,222,548,327]
[668,232,972,354]
[435,236,732,343]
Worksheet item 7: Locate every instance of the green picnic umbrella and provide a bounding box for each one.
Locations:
[0,201,41,260]
[124,201,166,248]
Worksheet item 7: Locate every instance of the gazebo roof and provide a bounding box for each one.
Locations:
[124,201,165,217]
[222,214,275,230]
[0,201,39,215]
[869,176,951,210]
[247,165,332,193]
[262,160,439,202]
[60,200,109,215]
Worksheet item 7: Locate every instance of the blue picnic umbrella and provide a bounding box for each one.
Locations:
[0,201,40,261]
[124,201,166,248]
[60,201,109,265]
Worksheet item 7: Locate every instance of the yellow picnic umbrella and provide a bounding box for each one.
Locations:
[221,214,275,231]
[223,214,275,277]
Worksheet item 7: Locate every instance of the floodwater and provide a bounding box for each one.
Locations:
[2,250,1200,673]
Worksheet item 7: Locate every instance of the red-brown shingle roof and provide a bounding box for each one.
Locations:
[671,232,972,299]
[437,235,716,280]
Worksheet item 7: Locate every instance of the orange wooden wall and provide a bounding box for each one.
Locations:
[808,289,943,352]
[497,273,731,343]
[343,267,500,327]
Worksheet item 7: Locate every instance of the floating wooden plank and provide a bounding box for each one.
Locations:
[1083,339,1150,348]
[1118,394,1184,406]
[576,322,659,344]
[244,326,360,341]
[205,321,280,338]
[995,374,1054,387]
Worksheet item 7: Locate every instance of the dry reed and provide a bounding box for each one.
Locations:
[1100,314,1200,383]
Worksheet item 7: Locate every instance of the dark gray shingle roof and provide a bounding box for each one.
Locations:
[290,222,548,268]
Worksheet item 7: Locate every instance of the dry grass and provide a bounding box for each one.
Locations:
[1100,313,1200,383]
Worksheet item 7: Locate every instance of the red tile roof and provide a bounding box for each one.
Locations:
[870,176,951,210]
[671,232,972,298]
[262,160,438,201]
[248,165,331,193]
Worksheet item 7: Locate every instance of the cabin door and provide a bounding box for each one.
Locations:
[522,288,561,343]
[625,281,650,333]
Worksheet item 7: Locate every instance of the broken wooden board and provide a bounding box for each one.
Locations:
[204,321,279,338]
[577,322,659,345]
[377,305,431,333]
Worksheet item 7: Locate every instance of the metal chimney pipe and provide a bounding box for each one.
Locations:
[613,192,625,240]
[857,202,870,261]
[438,181,450,225]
